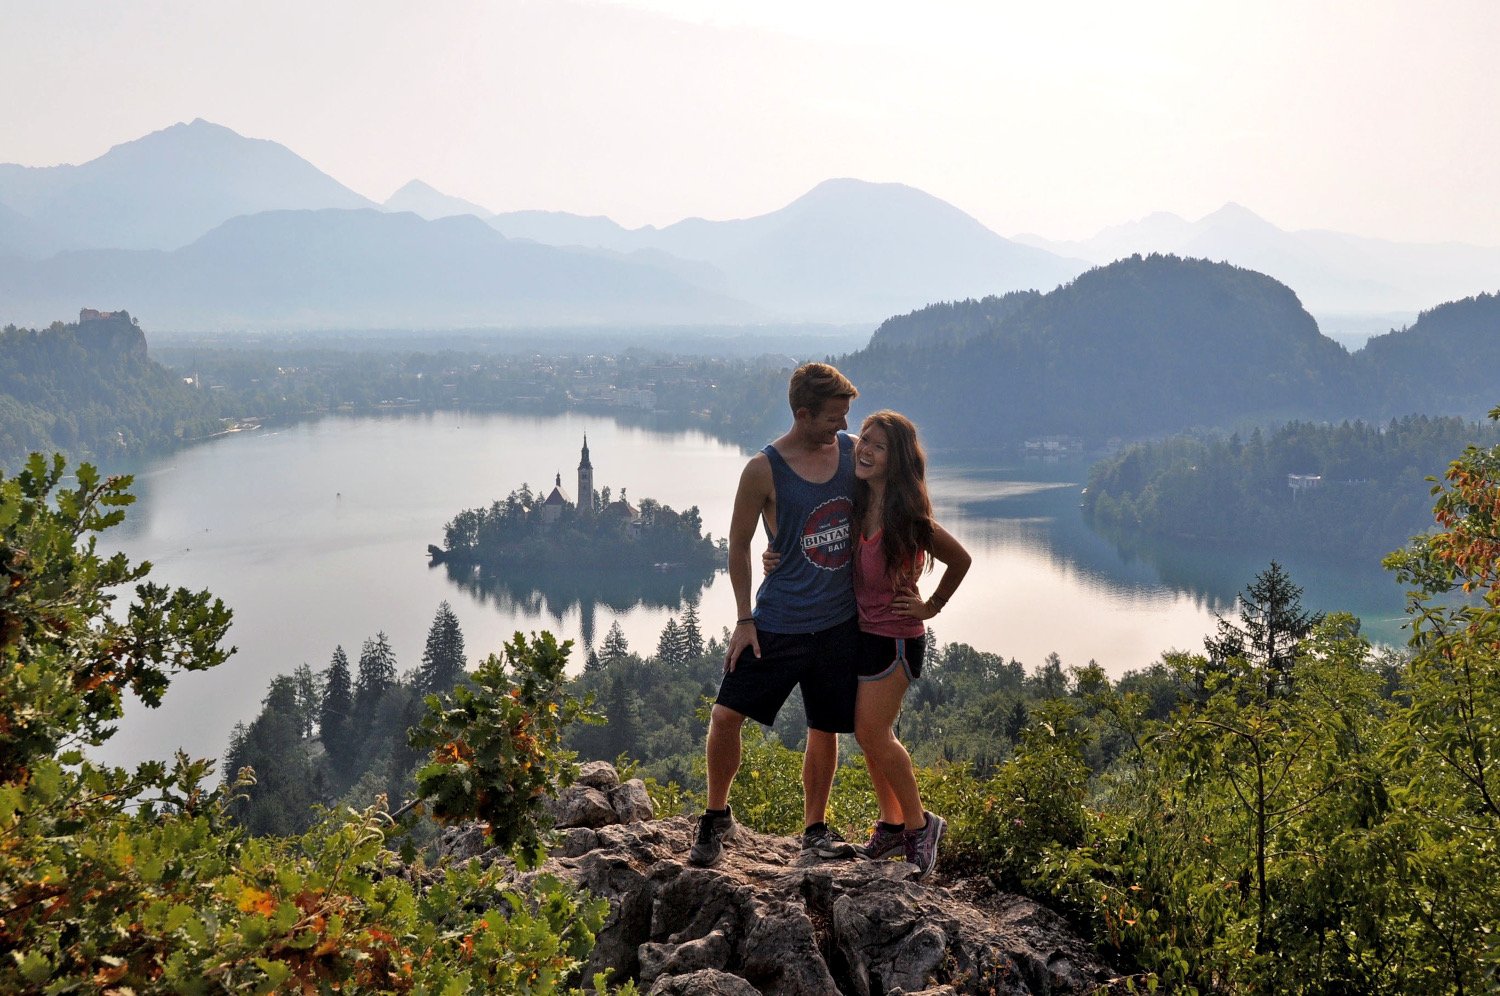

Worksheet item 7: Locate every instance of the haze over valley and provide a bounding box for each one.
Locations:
[5,120,1499,340]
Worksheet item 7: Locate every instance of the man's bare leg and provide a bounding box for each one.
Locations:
[706,704,746,810]
[802,727,839,827]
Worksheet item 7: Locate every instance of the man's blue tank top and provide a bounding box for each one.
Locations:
[753,432,857,633]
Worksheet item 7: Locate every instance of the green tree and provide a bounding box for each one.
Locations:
[600,671,645,758]
[411,632,595,857]
[1384,404,1500,987]
[680,600,705,659]
[656,617,685,669]
[601,620,630,663]
[319,644,355,774]
[228,674,323,835]
[292,661,319,739]
[419,599,468,694]
[353,630,397,717]
[0,454,233,777]
[1204,561,1323,697]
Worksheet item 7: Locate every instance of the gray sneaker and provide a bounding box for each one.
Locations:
[800,823,857,859]
[689,807,736,867]
[860,822,906,860]
[903,811,946,879]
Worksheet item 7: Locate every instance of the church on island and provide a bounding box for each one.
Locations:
[538,435,638,528]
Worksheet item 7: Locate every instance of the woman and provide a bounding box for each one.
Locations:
[848,410,970,878]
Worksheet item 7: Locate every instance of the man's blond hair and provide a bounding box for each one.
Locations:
[787,362,857,415]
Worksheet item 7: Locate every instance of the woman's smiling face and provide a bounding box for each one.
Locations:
[855,423,890,483]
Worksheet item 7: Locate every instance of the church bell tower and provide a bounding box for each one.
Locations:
[578,434,594,513]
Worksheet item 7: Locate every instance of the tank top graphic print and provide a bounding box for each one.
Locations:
[753,432,857,633]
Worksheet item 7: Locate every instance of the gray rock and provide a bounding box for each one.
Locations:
[434,822,508,867]
[557,826,600,858]
[436,822,489,862]
[609,778,655,824]
[576,759,622,790]
[547,784,617,829]
[647,968,762,996]
[509,816,1114,995]
[742,900,841,994]
[638,927,732,986]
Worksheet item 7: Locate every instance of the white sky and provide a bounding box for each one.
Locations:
[3,0,1497,242]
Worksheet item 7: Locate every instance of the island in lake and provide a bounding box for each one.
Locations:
[432,435,725,578]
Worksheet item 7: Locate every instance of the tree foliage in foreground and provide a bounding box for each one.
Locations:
[0,454,616,993]
[971,413,1500,993]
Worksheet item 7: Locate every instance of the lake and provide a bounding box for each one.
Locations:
[95,410,1414,768]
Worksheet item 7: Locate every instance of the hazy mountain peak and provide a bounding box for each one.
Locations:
[1200,201,1280,233]
[1088,210,1191,246]
[383,180,493,220]
[0,118,375,252]
[389,179,443,199]
[786,177,970,219]
[104,118,277,161]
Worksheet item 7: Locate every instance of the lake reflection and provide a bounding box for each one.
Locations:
[93,412,1410,768]
[441,561,716,649]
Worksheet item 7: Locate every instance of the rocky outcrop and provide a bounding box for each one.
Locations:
[440,765,1115,995]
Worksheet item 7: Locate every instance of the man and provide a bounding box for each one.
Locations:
[689,362,861,867]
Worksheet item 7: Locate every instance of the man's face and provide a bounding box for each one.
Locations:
[799,397,850,445]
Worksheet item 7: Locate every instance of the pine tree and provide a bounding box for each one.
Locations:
[223,721,249,783]
[354,632,397,716]
[1003,699,1029,743]
[418,600,467,694]
[601,671,644,758]
[680,600,704,659]
[1205,561,1322,697]
[601,621,630,663]
[656,618,685,668]
[292,662,319,738]
[230,675,321,835]
[319,645,354,772]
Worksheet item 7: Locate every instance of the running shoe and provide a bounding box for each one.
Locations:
[903,811,946,879]
[689,807,736,867]
[860,822,907,860]
[800,823,857,859]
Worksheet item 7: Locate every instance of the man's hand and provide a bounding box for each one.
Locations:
[725,620,760,672]
[760,547,782,575]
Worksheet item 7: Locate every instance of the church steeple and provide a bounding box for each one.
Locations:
[578,434,595,514]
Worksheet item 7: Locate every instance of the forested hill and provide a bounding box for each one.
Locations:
[0,312,219,470]
[1355,291,1500,416]
[1083,415,1500,558]
[842,254,1358,449]
[866,290,1041,349]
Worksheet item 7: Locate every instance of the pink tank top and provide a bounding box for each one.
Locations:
[855,530,925,638]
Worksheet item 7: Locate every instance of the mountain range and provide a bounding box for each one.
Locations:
[0,210,754,330]
[2,119,1498,332]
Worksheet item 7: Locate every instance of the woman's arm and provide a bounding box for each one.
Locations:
[894,522,971,621]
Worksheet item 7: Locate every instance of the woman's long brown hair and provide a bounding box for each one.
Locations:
[854,410,935,585]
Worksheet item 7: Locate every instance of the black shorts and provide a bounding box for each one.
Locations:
[855,631,926,683]
[715,615,859,733]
